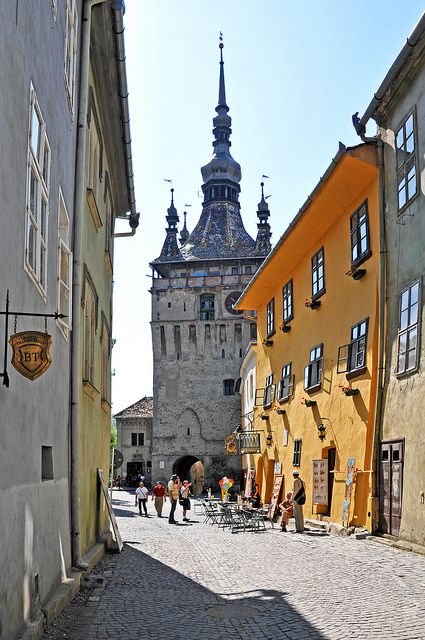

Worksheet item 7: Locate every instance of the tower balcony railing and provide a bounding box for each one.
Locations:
[151,273,253,290]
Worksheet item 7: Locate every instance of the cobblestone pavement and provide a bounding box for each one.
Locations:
[42,490,425,640]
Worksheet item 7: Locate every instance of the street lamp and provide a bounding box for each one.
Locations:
[266,433,273,447]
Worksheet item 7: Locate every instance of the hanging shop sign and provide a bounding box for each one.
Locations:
[238,431,261,454]
[312,459,328,505]
[224,433,238,455]
[9,331,52,381]
[0,290,65,387]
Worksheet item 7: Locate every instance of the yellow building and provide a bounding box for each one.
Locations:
[237,143,381,531]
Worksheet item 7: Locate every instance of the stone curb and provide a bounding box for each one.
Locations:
[368,535,425,556]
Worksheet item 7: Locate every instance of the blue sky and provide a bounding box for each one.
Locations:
[112,1,425,413]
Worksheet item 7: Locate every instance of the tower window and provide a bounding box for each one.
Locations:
[223,379,235,396]
[200,294,215,321]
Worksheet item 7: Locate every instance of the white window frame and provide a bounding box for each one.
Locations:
[64,0,78,115]
[101,316,111,403]
[25,85,50,299]
[277,362,294,402]
[304,344,323,391]
[396,110,418,213]
[397,280,421,375]
[57,189,72,337]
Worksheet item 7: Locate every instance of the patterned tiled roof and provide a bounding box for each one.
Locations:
[114,397,153,419]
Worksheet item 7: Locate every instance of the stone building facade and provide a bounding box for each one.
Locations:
[150,43,271,493]
[357,14,425,545]
[115,397,153,487]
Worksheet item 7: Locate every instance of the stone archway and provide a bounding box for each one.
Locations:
[173,455,205,496]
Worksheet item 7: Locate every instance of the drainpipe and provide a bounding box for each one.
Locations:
[70,0,109,571]
[111,0,140,237]
[372,137,387,531]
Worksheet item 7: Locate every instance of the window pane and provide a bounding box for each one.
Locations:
[405,114,414,138]
[398,181,406,209]
[400,290,409,312]
[30,170,37,214]
[59,282,70,317]
[407,349,417,370]
[407,170,416,199]
[398,331,407,355]
[31,107,41,158]
[410,301,418,325]
[408,326,417,350]
[28,221,35,269]
[396,128,404,151]
[406,132,414,154]
[411,283,419,305]
[41,199,47,239]
[40,246,46,288]
[400,309,408,331]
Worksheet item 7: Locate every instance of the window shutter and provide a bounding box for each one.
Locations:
[337,344,349,374]
[254,388,265,406]
[288,374,294,396]
[304,365,309,390]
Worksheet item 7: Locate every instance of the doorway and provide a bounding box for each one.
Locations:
[173,456,205,495]
[379,440,403,537]
[327,448,336,516]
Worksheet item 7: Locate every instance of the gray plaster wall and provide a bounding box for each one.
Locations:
[116,416,153,486]
[379,53,425,545]
[151,270,259,490]
[0,2,81,638]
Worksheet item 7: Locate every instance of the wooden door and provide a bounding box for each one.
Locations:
[327,448,336,515]
[380,441,403,536]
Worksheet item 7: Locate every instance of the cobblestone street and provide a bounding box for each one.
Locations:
[43,490,425,640]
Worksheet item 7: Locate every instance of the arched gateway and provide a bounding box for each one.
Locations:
[173,456,205,496]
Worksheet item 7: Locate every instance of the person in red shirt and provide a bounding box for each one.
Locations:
[151,481,167,517]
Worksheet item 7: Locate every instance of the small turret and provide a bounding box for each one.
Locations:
[156,189,183,261]
[255,182,272,255]
[179,211,190,246]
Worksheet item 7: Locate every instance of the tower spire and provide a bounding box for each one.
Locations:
[218,33,228,110]
[157,188,183,261]
[255,181,272,255]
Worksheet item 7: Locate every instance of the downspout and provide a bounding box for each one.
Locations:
[111,0,140,237]
[372,137,387,531]
[70,0,109,571]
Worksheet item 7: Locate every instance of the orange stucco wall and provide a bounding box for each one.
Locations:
[240,147,380,530]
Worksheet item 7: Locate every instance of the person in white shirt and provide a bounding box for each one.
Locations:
[135,482,149,516]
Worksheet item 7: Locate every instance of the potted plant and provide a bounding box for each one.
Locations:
[340,385,360,397]
[279,323,291,333]
[301,397,316,407]
[305,298,321,310]
[263,338,273,347]
[274,407,286,415]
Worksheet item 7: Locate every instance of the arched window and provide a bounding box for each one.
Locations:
[200,293,215,321]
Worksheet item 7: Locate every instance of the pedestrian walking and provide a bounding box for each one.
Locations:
[167,474,181,524]
[135,481,149,516]
[278,492,294,532]
[180,480,192,521]
[291,470,306,532]
[152,481,167,517]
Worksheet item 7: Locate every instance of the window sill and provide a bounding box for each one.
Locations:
[312,289,326,303]
[346,367,367,381]
[277,396,291,404]
[266,329,276,339]
[87,188,103,231]
[304,384,321,394]
[101,398,111,414]
[395,366,419,380]
[83,380,100,400]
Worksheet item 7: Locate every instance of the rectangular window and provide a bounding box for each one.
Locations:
[41,446,54,481]
[337,319,368,374]
[101,317,111,403]
[131,433,137,446]
[263,373,275,408]
[200,294,215,321]
[25,86,50,297]
[160,326,167,355]
[293,439,302,467]
[397,280,420,374]
[138,433,145,447]
[396,111,418,211]
[223,379,235,396]
[350,201,370,267]
[266,298,275,336]
[231,266,239,275]
[57,190,72,337]
[277,362,294,402]
[64,0,78,114]
[245,265,252,275]
[174,325,181,358]
[312,248,325,299]
[282,280,293,323]
[83,276,97,384]
[304,344,323,391]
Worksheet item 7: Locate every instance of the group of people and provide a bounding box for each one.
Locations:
[134,474,192,524]
[278,469,306,532]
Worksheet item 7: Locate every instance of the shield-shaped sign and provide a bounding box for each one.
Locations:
[9,331,52,381]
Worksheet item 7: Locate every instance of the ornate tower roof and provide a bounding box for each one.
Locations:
[153,189,183,263]
[255,182,272,255]
[179,211,190,246]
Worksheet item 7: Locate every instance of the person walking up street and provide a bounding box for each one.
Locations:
[292,470,306,532]
[135,481,149,516]
[152,481,166,517]
[180,480,192,521]
[167,474,181,524]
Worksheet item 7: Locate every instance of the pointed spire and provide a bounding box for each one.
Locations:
[217,35,228,111]
[179,211,190,245]
[255,182,272,256]
[157,188,183,261]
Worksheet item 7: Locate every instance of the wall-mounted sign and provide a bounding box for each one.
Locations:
[9,331,52,381]
[312,459,328,505]
[274,462,282,474]
[283,429,288,447]
[224,433,238,455]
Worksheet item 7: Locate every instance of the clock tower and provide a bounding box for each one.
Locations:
[149,41,271,493]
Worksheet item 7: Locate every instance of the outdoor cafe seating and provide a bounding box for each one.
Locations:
[201,499,272,533]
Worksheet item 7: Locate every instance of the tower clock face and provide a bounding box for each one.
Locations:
[225,291,243,315]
